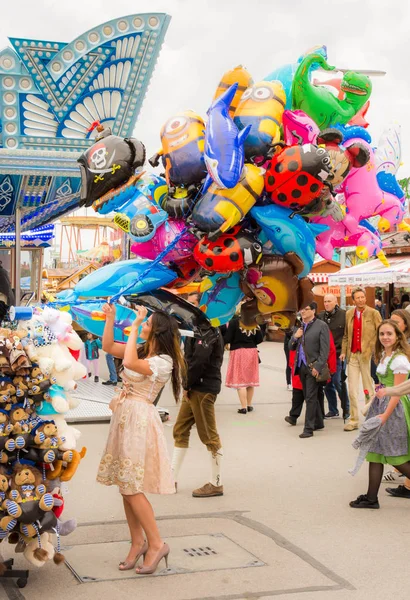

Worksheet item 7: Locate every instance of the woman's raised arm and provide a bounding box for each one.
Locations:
[101,303,125,359]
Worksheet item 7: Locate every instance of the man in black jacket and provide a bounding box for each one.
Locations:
[318,294,350,420]
[172,327,225,497]
[289,301,330,438]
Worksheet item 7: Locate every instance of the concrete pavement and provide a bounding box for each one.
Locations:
[1,341,409,600]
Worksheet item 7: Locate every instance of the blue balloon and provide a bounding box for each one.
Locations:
[71,301,145,343]
[72,259,176,299]
[112,174,169,243]
[199,272,244,326]
[377,172,404,201]
[251,204,328,278]
[203,83,251,193]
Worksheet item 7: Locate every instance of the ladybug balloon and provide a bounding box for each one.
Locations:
[265,142,332,213]
[194,226,263,273]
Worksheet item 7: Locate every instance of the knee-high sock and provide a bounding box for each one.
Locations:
[210,449,223,487]
[171,447,188,482]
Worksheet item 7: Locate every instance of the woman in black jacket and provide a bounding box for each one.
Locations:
[224,316,264,414]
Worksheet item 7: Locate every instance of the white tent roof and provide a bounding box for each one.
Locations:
[328,255,410,287]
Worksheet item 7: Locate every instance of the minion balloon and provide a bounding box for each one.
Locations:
[234,81,286,160]
[212,65,254,118]
[191,163,265,238]
[149,110,206,188]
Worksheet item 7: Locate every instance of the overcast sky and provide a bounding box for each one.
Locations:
[1,0,408,258]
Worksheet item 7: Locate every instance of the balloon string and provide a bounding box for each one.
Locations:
[109,226,188,303]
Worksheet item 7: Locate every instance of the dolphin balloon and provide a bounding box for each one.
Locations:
[72,259,177,299]
[71,302,139,343]
[251,204,328,277]
[203,83,251,193]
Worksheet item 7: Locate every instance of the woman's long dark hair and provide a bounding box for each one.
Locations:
[375,319,410,364]
[137,310,186,401]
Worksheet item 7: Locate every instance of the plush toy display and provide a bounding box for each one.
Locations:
[0,306,87,568]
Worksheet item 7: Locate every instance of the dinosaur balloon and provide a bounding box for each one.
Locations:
[291,53,372,129]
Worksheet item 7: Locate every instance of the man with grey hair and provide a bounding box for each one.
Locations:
[318,294,349,420]
[340,287,382,431]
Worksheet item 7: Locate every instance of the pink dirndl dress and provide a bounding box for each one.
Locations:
[225,347,260,389]
[97,354,175,495]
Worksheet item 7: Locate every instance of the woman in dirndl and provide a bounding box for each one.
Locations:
[97,303,185,574]
[224,315,264,414]
[350,319,410,509]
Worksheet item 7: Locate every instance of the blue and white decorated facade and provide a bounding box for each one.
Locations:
[0,13,171,232]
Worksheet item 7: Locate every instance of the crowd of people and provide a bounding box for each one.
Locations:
[3,258,408,574]
[93,283,410,576]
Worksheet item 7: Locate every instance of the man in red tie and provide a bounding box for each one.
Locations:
[340,287,382,431]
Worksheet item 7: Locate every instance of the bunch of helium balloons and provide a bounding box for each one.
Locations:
[66,45,407,339]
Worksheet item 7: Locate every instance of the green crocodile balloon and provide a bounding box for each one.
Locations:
[291,53,372,129]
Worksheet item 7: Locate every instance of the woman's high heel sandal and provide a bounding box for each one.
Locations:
[118,541,148,571]
[135,542,170,575]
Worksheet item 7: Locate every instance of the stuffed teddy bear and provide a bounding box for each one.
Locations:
[24,319,72,375]
[0,380,17,410]
[0,409,15,455]
[40,411,81,450]
[9,405,32,435]
[0,465,9,506]
[6,334,31,374]
[1,464,56,541]
[31,421,73,464]
[0,332,12,375]
[23,532,59,567]
[12,375,29,401]
[26,367,54,407]
[42,308,84,352]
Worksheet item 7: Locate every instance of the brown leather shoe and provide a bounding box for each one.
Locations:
[344,422,359,432]
[192,482,224,497]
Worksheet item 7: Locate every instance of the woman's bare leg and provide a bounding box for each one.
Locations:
[127,493,164,567]
[237,388,247,409]
[122,495,145,562]
[246,387,254,407]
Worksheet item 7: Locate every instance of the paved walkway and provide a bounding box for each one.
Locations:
[1,342,408,600]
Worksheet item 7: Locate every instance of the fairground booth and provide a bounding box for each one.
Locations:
[0,13,170,303]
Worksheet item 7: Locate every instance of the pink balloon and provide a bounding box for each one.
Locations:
[130,219,197,263]
[313,212,386,263]
[282,110,319,146]
[339,136,405,233]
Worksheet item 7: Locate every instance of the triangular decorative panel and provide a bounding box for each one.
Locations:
[0,13,171,152]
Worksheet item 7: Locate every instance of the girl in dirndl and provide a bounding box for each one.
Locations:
[224,315,264,414]
[97,303,185,574]
[350,319,410,509]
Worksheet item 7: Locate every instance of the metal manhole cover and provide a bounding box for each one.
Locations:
[64,533,265,581]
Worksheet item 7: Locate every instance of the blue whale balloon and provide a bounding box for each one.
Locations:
[203,82,251,193]
[72,259,177,299]
[251,204,328,277]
